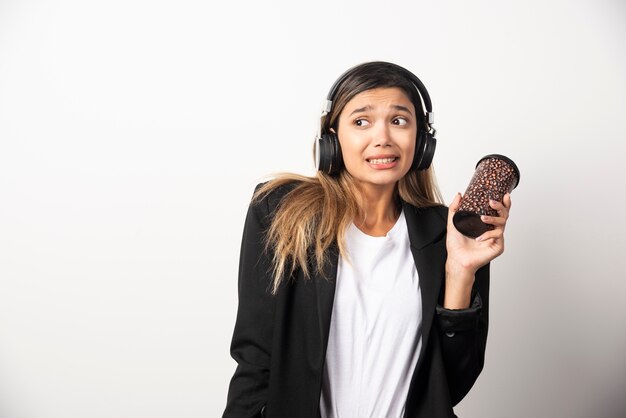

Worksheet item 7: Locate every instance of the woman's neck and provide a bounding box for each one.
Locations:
[354,184,401,237]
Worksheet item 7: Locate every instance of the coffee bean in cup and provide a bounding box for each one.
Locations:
[453,154,520,238]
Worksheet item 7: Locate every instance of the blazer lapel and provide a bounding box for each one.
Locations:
[402,202,448,358]
[315,244,338,350]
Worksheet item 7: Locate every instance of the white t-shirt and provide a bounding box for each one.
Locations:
[319,210,423,418]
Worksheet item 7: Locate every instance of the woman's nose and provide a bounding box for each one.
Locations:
[372,123,392,147]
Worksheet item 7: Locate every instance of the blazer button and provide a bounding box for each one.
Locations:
[445,332,456,338]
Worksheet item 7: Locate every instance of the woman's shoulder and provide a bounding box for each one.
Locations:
[250,179,303,221]
[253,179,300,203]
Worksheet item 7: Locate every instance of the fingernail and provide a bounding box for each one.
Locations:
[481,215,488,221]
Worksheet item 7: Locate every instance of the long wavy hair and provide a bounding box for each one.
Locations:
[254,62,443,294]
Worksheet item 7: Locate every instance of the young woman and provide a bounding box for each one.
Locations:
[223,61,511,418]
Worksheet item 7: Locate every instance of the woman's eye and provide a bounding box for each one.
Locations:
[393,117,408,126]
[354,119,370,127]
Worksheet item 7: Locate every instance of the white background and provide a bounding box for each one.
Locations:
[1,0,625,417]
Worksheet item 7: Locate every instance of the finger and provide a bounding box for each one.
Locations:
[503,193,512,210]
[449,192,462,212]
[481,214,507,228]
[489,199,509,219]
[447,193,462,225]
[476,228,505,243]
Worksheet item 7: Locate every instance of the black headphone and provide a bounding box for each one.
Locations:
[315,61,437,175]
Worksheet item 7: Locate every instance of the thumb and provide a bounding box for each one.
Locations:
[448,193,462,225]
[449,192,462,212]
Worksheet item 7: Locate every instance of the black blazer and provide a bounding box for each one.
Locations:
[224,184,489,418]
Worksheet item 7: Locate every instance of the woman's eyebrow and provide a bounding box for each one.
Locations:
[349,104,414,116]
[392,105,414,115]
[349,105,371,116]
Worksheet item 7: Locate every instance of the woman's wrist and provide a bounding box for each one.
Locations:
[443,262,476,309]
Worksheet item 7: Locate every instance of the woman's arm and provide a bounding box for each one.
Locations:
[223,189,276,418]
[435,193,511,404]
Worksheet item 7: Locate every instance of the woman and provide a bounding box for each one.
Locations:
[223,61,511,418]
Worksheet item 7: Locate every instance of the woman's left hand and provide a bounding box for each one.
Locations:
[444,193,511,309]
[445,192,512,285]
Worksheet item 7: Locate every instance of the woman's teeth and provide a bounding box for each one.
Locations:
[368,158,397,164]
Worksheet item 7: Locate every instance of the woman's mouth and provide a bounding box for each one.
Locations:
[366,157,398,164]
[365,156,400,170]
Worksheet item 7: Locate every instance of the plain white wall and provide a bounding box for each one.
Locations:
[1,0,625,417]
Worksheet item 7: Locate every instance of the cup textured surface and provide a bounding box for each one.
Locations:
[453,154,519,238]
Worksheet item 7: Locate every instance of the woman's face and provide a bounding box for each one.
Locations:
[336,87,417,193]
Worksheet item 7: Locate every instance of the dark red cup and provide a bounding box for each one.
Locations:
[453,154,520,238]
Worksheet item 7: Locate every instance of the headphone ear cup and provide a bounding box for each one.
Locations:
[413,130,437,171]
[316,133,343,175]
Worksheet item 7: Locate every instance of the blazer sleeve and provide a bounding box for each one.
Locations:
[223,189,276,418]
[434,262,490,406]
